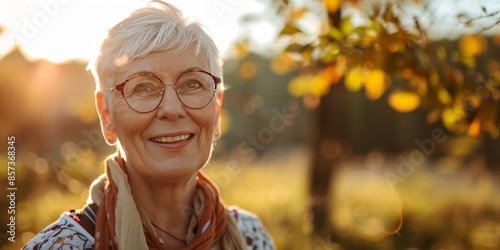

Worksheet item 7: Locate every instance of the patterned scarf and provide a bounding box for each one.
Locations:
[88,153,246,249]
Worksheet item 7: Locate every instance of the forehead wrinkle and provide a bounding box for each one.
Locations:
[114,58,178,83]
[150,63,182,81]
[114,47,210,82]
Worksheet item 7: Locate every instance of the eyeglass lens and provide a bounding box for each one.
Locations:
[121,71,216,113]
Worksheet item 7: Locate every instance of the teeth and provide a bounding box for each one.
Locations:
[153,134,190,143]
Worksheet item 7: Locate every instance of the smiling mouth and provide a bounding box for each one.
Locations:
[151,134,193,144]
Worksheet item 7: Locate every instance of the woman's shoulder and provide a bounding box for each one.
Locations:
[22,211,94,250]
[228,206,276,250]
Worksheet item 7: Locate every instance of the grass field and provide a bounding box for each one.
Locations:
[2,149,500,249]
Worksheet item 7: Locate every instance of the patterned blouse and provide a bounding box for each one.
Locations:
[22,206,275,250]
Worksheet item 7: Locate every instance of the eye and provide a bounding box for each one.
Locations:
[133,82,157,93]
[177,79,206,93]
[185,80,203,89]
[123,76,162,97]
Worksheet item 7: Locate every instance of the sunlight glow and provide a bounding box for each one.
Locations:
[0,0,275,63]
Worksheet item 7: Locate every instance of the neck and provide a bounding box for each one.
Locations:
[127,166,199,239]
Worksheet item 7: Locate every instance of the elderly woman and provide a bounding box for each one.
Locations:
[23,1,274,249]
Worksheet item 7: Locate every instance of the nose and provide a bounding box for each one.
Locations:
[156,84,186,120]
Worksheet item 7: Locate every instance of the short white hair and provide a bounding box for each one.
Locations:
[87,0,223,94]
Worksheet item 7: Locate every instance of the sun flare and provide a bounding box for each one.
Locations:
[0,0,274,63]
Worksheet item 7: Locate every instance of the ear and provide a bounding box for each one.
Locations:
[95,91,117,145]
[214,91,223,139]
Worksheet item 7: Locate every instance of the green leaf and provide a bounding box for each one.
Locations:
[322,43,339,63]
[328,27,344,40]
[280,24,303,36]
[341,17,352,35]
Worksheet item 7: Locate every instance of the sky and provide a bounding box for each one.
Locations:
[0,0,279,63]
[0,0,499,63]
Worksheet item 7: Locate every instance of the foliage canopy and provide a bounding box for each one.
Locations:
[238,0,500,138]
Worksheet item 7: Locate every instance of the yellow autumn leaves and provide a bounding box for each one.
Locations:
[275,0,497,137]
[287,68,334,109]
[288,66,421,112]
[346,68,420,112]
[288,63,344,109]
[458,35,486,56]
[346,68,387,100]
[458,35,487,68]
[288,73,330,98]
[364,69,386,100]
[324,0,342,14]
[441,97,499,138]
[388,91,421,113]
[283,34,488,115]
[345,68,364,91]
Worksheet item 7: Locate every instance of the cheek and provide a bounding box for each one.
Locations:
[111,99,145,141]
[201,107,217,132]
[113,102,130,123]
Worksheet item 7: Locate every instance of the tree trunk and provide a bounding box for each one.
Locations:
[309,95,337,236]
[308,4,342,238]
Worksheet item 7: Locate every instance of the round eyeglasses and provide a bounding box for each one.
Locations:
[109,68,221,113]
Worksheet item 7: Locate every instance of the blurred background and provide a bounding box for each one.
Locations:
[1,0,500,249]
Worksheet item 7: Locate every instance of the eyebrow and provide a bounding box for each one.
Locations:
[126,67,206,79]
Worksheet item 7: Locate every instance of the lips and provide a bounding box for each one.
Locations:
[150,133,193,144]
